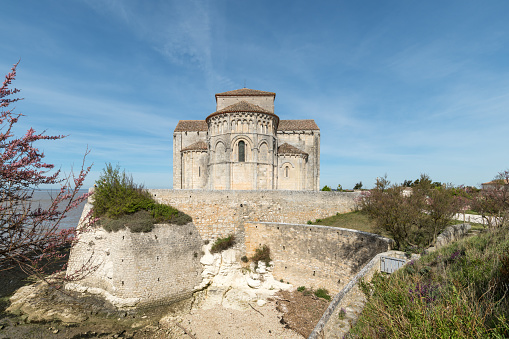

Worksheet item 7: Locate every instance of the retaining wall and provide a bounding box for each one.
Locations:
[244,222,393,294]
[66,203,204,308]
[149,189,359,240]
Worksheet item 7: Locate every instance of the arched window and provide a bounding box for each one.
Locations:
[238,141,245,162]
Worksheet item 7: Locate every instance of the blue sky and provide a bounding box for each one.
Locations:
[2,0,508,189]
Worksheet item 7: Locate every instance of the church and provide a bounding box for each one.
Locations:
[173,88,320,190]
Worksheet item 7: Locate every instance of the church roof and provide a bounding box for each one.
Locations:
[278,143,308,156]
[277,120,319,131]
[206,101,278,121]
[174,120,207,132]
[181,140,208,152]
[215,88,276,97]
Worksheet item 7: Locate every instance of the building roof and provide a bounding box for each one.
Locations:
[482,179,509,185]
[215,88,276,97]
[174,120,207,132]
[181,141,208,152]
[278,143,308,156]
[277,120,319,131]
[206,101,278,121]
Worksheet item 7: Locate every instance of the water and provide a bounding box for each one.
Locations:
[30,189,89,230]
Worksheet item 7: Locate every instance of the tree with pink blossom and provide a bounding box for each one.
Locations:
[0,61,91,281]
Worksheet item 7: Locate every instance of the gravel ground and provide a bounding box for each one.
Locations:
[163,300,303,339]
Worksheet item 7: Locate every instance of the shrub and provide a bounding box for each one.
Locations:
[210,234,235,253]
[314,288,331,301]
[92,164,191,232]
[251,245,271,266]
[241,255,248,263]
[307,220,313,225]
[297,286,306,292]
[321,185,332,191]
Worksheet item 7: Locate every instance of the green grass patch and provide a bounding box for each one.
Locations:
[349,227,509,338]
[310,210,378,234]
[314,288,331,301]
[210,234,235,253]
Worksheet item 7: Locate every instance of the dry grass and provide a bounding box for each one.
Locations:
[274,289,329,337]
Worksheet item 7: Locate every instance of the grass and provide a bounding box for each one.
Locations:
[348,226,509,338]
[210,234,235,253]
[250,245,271,266]
[311,210,375,232]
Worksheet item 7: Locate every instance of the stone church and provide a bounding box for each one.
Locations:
[173,88,320,190]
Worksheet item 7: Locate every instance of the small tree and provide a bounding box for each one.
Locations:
[353,181,363,190]
[359,174,462,249]
[0,62,91,281]
[471,170,509,228]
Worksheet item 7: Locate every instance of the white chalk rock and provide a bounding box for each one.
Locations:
[256,299,266,307]
[247,277,261,288]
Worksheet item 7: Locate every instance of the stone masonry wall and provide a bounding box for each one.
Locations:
[149,189,360,241]
[66,204,203,308]
[244,222,393,294]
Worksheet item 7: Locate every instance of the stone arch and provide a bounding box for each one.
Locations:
[231,136,253,162]
[258,141,269,163]
[214,141,226,162]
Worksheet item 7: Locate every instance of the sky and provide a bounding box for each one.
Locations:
[2,0,508,189]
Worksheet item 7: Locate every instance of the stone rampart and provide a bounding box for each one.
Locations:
[149,189,359,240]
[66,206,203,308]
[244,222,393,294]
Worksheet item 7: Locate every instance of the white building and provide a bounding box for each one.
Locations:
[173,88,320,190]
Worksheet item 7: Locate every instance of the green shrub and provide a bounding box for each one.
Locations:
[314,288,331,301]
[251,245,271,266]
[350,227,509,338]
[307,220,313,225]
[297,286,306,292]
[92,164,191,232]
[241,255,248,263]
[321,185,332,191]
[210,234,235,253]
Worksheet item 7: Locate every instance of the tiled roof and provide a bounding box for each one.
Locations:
[215,88,276,97]
[206,101,278,121]
[277,120,319,131]
[482,179,509,185]
[278,143,308,156]
[181,141,208,152]
[174,120,207,132]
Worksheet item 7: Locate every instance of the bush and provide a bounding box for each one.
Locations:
[93,164,191,232]
[314,288,331,301]
[350,227,509,338]
[210,234,235,253]
[321,185,332,191]
[251,245,271,266]
[241,255,248,263]
[297,286,306,292]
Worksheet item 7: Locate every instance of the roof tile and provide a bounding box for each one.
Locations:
[181,140,208,152]
[174,120,207,132]
[278,120,319,131]
[278,143,308,156]
[215,88,276,97]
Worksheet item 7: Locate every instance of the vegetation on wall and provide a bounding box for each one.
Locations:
[93,164,192,232]
[349,226,509,338]
[250,245,272,266]
[210,234,236,253]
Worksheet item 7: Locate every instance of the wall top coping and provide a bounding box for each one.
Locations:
[148,189,361,196]
[247,221,394,244]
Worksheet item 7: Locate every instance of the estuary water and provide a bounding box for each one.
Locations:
[31,189,89,230]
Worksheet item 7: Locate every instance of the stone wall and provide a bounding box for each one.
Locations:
[66,205,204,308]
[244,222,393,294]
[149,189,360,241]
